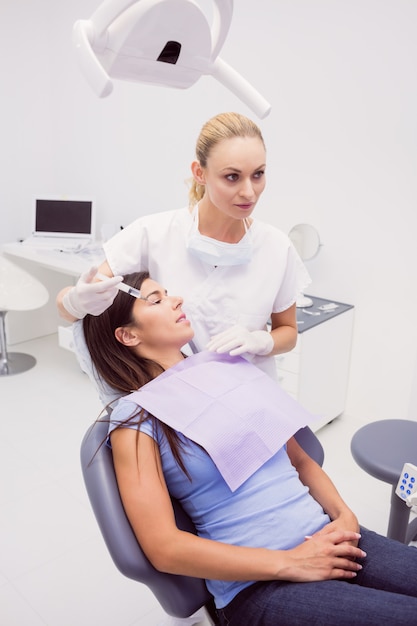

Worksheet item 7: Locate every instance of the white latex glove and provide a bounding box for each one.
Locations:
[206,324,274,357]
[62,267,123,319]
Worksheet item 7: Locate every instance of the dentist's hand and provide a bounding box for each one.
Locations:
[207,325,274,357]
[62,267,123,319]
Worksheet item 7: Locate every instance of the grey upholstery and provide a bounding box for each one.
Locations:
[80,416,324,619]
[73,320,122,406]
[294,425,325,467]
[80,416,214,619]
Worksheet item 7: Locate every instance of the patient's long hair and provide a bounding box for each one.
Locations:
[83,271,160,393]
[83,271,191,475]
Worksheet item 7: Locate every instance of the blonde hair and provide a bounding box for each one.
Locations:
[188,112,265,207]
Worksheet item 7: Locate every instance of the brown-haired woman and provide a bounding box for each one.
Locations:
[83,272,417,626]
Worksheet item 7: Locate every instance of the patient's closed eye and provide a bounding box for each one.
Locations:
[142,289,167,305]
[146,296,162,305]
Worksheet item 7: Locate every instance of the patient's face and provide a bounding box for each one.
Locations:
[131,279,194,350]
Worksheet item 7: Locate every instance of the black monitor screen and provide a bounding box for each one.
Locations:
[35,199,92,234]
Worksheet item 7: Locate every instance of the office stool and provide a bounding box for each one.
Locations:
[351,419,417,544]
[0,255,49,375]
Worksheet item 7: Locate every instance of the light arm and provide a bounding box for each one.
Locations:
[72,20,113,98]
[72,0,146,99]
[210,0,234,60]
[211,57,271,119]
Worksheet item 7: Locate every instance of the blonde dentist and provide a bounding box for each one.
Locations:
[57,112,310,379]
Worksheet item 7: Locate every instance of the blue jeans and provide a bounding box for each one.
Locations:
[216,527,417,625]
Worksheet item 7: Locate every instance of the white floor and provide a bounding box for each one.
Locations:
[0,334,413,626]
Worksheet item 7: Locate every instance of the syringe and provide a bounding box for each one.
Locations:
[96,272,142,299]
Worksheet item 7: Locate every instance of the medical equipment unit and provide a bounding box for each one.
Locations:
[73,0,271,119]
[396,463,417,509]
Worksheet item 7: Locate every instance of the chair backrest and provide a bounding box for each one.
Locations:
[80,417,324,618]
[294,425,325,467]
[80,415,213,618]
[72,320,122,406]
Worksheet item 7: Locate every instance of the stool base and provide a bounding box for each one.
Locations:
[0,353,37,376]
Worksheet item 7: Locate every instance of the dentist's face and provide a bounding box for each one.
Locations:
[131,279,193,350]
[198,136,266,219]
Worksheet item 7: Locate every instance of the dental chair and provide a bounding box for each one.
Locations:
[76,318,324,622]
[81,415,218,623]
[80,416,324,623]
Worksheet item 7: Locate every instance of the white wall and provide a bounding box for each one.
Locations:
[1,0,416,422]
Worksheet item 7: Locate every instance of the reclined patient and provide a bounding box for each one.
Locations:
[83,271,417,626]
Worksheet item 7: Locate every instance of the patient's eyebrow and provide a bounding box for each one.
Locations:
[142,288,167,300]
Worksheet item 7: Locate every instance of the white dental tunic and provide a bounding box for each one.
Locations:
[104,207,310,379]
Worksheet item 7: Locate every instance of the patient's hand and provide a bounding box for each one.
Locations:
[278,529,365,582]
[309,511,360,548]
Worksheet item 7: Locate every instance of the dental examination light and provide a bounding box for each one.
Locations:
[73,0,271,119]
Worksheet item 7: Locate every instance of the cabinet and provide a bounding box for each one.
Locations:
[275,296,354,432]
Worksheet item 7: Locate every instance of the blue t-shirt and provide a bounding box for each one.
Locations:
[109,401,330,608]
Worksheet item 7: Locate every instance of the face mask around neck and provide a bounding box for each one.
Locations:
[186,206,253,267]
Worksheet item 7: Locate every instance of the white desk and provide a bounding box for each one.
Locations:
[275,296,354,431]
[2,242,105,276]
[2,242,105,344]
